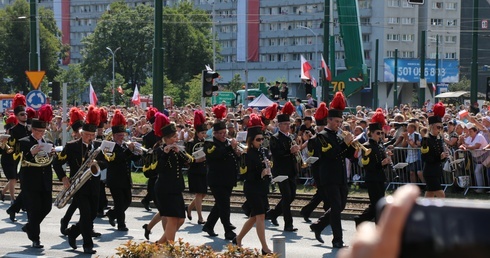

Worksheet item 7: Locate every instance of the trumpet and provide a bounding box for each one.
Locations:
[227,139,247,152]
[124,141,148,155]
[339,131,372,156]
[174,144,194,163]
[290,136,307,168]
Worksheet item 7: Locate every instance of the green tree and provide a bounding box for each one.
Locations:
[0,0,64,92]
[185,74,205,106]
[449,76,470,92]
[54,64,86,104]
[227,73,244,93]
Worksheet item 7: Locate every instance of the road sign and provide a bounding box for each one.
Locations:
[25,71,46,90]
[26,90,47,110]
[483,20,488,29]
[0,99,12,112]
[211,91,236,106]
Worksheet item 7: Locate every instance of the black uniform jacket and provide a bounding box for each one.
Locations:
[308,128,355,186]
[360,139,387,182]
[203,137,239,188]
[270,131,297,178]
[186,138,207,175]
[104,143,141,188]
[154,145,186,194]
[421,134,444,177]
[53,139,107,194]
[242,147,270,195]
[4,123,30,167]
[19,135,54,192]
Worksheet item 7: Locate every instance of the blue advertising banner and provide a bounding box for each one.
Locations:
[384,59,459,83]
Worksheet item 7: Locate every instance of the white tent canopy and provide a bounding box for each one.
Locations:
[248,93,275,108]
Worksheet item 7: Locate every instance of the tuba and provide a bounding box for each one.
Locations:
[53,146,101,209]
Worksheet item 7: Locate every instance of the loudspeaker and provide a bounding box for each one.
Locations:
[51,81,61,101]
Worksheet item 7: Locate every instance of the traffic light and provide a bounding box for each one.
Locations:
[407,0,424,4]
[202,70,219,97]
[51,81,61,101]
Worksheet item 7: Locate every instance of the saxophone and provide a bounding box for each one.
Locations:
[53,146,101,209]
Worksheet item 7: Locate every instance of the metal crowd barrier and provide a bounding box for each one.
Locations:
[349,147,455,192]
[453,149,490,195]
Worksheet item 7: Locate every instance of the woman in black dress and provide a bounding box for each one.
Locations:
[153,112,191,243]
[0,114,18,202]
[234,114,272,254]
[186,110,208,224]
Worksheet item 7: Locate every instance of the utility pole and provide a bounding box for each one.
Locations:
[153,0,164,111]
[29,0,38,72]
[470,0,479,104]
[323,0,330,103]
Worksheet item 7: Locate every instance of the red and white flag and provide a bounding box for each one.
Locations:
[117,86,124,95]
[321,54,332,81]
[312,77,317,88]
[431,83,436,92]
[89,82,98,105]
[300,55,312,80]
[132,85,140,106]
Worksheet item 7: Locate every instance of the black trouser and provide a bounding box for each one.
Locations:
[63,199,78,222]
[315,184,347,244]
[108,186,132,228]
[69,188,99,249]
[205,186,233,232]
[23,190,52,242]
[269,178,297,228]
[8,191,24,213]
[98,181,108,214]
[300,188,324,217]
[357,181,385,223]
[142,177,157,203]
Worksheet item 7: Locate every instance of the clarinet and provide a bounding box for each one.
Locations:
[261,148,272,179]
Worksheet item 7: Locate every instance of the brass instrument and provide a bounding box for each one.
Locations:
[339,131,372,156]
[21,144,56,168]
[175,144,194,163]
[290,135,307,168]
[54,145,102,209]
[124,141,148,155]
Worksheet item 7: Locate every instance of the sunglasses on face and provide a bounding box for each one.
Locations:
[375,131,383,135]
[436,126,443,130]
[255,137,264,142]
[18,113,27,116]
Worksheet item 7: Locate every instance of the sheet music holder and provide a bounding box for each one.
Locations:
[271,175,288,183]
[192,149,206,159]
[305,157,319,164]
[393,162,408,169]
[236,131,247,142]
[100,140,115,153]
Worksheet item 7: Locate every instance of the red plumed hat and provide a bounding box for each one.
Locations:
[111,109,127,134]
[5,113,17,126]
[282,101,294,116]
[429,102,445,125]
[194,110,207,132]
[375,108,383,113]
[98,107,108,128]
[12,93,26,115]
[83,105,100,132]
[146,107,158,124]
[26,107,37,119]
[212,104,227,120]
[32,104,52,129]
[261,103,278,121]
[314,102,329,126]
[247,113,264,139]
[153,112,174,138]
[369,111,386,131]
[69,107,84,126]
[329,92,346,118]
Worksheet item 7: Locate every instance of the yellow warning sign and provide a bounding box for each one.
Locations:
[25,71,46,90]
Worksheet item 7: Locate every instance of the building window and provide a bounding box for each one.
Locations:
[386,51,396,58]
[388,17,400,24]
[446,19,457,27]
[445,35,457,43]
[401,17,415,25]
[401,1,414,8]
[445,52,456,59]
[446,2,457,10]
[361,18,371,26]
[386,34,400,41]
[402,51,414,58]
[432,2,443,9]
[430,19,443,26]
[401,34,414,41]
[362,34,370,43]
[364,50,371,60]
[335,52,345,60]
[388,0,399,7]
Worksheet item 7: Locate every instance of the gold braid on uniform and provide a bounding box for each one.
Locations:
[319,136,332,152]
[421,137,429,154]
[240,153,247,174]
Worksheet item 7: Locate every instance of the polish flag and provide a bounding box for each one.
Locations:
[300,55,312,80]
[431,83,436,93]
[321,54,332,81]
[117,86,124,95]
[89,82,98,105]
[312,77,317,88]
[132,85,140,106]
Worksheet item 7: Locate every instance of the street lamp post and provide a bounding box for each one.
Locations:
[106,46,121,106]
[298,25,320,103]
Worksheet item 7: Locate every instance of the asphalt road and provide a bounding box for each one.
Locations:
[0,200,357,258]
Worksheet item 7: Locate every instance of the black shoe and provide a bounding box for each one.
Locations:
[7,209,16,222]
[142,224,151,240]
[354,217,362,228]
[224,231,237,240]
[83,247,97,254]
[197,220,206,225]
[68,233,77,249]
[228,224,236,230]
[270,217,279,226]
[31,241,44,248]
[332,242,348,248]
[91,230,101,238]
[185,206,192,220]
[141,199,151,211]
[117,226,129,231]
[283,226,298,232]
[310,224,324,244]
[107,212,115,227]
[96,211,105,218]
[0,192,5,202]
[262,249,273,255]
[202,226,218,237]
[300,210,311,223]
[232,237,238,245]
[60,218,68,235]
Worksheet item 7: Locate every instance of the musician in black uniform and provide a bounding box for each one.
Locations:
[421,102,448,198]
[234,114,272,255]
[53,106,104,254]
[59,107,87,235]
[153,112,190,243]
[354,112,390,226]
[96,107,109,217]
[266,101,299,232]
[309,93,355,248]
[202,104,240,240]
[186,110,208,224]
[141,107,159,211]
[1,114,18,203]
[104,110,140,231]
[19,104,54,248]
[5,94,30,222]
